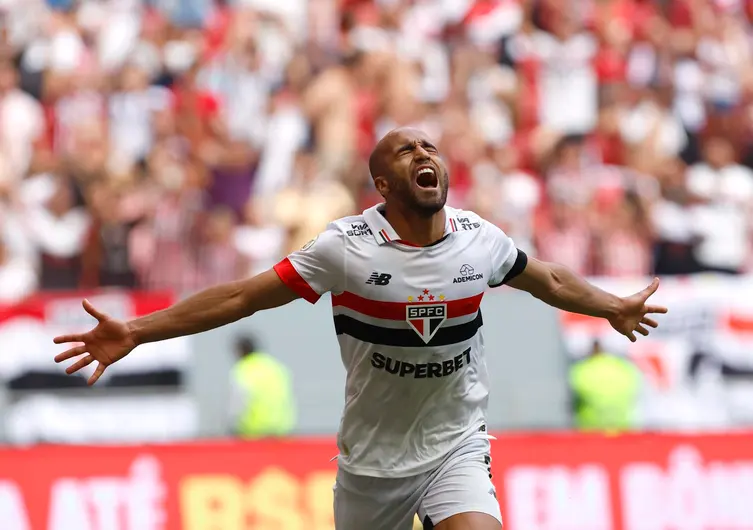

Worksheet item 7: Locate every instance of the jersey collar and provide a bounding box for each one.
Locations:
[362,203,460,246]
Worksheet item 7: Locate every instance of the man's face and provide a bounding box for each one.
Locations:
[378,130,449,216]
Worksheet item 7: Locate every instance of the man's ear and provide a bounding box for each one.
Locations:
[373,176,389,198]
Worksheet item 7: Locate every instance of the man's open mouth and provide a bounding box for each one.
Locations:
[415,166,438,188]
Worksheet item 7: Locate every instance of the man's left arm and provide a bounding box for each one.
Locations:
[509,258,667,341]
[506,258,622,319]
[482,220,667,342]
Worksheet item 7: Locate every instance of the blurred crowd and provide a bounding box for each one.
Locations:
[2,0,753,301]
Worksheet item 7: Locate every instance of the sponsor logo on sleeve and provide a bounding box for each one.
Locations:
[347,223,372,237]
[456,216,481,231]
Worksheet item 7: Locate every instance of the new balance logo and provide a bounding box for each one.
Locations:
[366,272,392,286]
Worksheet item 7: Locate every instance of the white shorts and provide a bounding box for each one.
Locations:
[333,434,502,530]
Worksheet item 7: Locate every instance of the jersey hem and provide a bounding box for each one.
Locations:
[337,459,444,479]
[336,422,489,478]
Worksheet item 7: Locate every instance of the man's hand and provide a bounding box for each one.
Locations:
[53,299,137,385]
[609,278,668,342]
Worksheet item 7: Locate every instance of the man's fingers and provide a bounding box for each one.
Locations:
[53,333,84,345]
[642,317,659,328]
[636,324,649,336]
[67,354,94,375]
[627,331,637,342]
[54,345,87,363]
[639,277,660,300]
[645,305,668,314]
[88,363,107,386]
[83,299,110,323]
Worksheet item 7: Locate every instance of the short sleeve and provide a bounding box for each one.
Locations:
[273,225,345,304]
[482,220,528,287]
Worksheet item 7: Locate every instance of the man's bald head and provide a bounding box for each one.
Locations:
[367,136,389,182]
[368,128,433,181]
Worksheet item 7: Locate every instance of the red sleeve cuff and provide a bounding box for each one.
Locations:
[273,258,321,304]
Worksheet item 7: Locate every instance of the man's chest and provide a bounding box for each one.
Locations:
[333,239,489,346]
[344,244,490,303]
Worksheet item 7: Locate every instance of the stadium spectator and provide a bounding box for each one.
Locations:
[686,135,753,274]
[22,175,89,290]
[0,57,45,188]
[569,339,642,432]
[80,180,142,289]
[650,157,701,275]
[228,335,296,439]
[0,233,37,304]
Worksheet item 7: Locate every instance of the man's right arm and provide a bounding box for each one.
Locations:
[55,225,345,385]
[128,270,300,346]
[127,225,344,345]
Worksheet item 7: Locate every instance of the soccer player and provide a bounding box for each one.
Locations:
[53,128,667,530]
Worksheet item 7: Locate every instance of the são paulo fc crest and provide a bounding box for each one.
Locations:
[406,289,447,343]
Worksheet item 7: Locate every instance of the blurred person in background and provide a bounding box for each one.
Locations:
[469,144,542,254]
[22,175,89,290]
[198,8,269,152]
[0,234,37,304]
[524,1,599,136]
[569,339,642,432]
[108,60,171,173]
[273,148,356,254]
[228,335,295,439]
[304,49,371,179]
[0,56,45,190]
[543,134,594,213]
[686,135,753,274]
[233,197,286,276]
[620,83,689,174]
[650,157,701,275]
[593,192,652,277]
[250,54,310,199]
[196,205,247,286]
[49,62,109,185]
[133,104,206,293]
[79,180,142,289]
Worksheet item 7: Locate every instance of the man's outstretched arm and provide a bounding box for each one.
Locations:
[506,257,667,342]
[128,270,298,345]
[53,270,299,384]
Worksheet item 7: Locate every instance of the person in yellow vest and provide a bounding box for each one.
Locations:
[569,340,641,432]
[229,336,296,438]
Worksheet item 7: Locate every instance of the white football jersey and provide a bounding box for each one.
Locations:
[273,204,527,478]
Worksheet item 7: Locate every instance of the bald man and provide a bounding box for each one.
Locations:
[54,128,668,530]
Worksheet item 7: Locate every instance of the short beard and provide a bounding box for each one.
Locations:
[411,192,447,217]
[386,169,449,217]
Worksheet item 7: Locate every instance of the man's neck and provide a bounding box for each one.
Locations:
[383,204,446,246]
